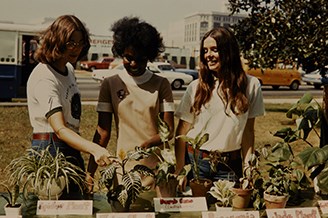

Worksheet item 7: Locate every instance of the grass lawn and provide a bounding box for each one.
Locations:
[0,103,321,190]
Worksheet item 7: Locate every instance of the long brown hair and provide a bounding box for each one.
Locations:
[192,27,248,116]
[34,15,90,64]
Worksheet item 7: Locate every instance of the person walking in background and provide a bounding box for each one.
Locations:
[27,15,112,199]
[174,27,265,186]
[86,16,175,194]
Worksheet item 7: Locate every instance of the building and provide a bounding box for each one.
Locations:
[183,11,246,57]
[163,11,247,69]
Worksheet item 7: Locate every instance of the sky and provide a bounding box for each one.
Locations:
[1,0,230,36]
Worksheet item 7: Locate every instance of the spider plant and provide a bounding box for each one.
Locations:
[0,182,20,207]
[6,146,86,200]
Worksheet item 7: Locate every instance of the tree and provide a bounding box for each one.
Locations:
[227,0,327,72]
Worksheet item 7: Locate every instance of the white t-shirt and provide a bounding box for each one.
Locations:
[175,75,265,152]
[27,63,81,133]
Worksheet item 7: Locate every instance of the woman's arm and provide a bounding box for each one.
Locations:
[48,111,111,166]
[241,118,255,165]
[87,112,113,178]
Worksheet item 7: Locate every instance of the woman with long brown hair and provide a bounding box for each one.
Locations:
[175,27,264,185]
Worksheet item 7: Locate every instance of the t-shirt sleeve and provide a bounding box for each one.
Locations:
[96,77,114,112]
[33,79,62,118]
[174,82,195,123]
[159,78,175,112]
[248,76,265,118]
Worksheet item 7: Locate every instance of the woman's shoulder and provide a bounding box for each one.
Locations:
[246,74,261,87]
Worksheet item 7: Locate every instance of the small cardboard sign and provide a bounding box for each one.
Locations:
[153,197,207,212]
[96,212,155,218]
[266,207,320,218]
[36,200,93,215]
[318,200,328,214]
[202,210,260,218]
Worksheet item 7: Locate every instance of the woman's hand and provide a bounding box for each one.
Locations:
[93,147,113,167]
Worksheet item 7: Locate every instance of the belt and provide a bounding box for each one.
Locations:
[33,133,62,142]
[187,144,241,160]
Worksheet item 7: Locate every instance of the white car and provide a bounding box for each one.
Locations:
[302,66,328,89]
[92,62,193,90]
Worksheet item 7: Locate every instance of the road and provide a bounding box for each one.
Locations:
[76,73,325,102]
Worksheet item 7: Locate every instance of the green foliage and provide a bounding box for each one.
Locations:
[6,146,86,200]
[99,147,154,208]
[208,180,235,207]
[228,0,328,71]
[176,128,209,182]
[145,115,191,186]
[0,182,20,207]
[259,143,306,197]
[270,92,328,193]
[240,153,261,190]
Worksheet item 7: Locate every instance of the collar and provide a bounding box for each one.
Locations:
[120,69,153,85]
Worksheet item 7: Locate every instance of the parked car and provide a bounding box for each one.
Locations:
[92,62,193,90]
[302,66,328,89]
[175,68,198,80]
[80,57,114,71]
[246,65,302,90]
[92,64,124,83]
[147,62,193,89]
[151,62,198,80]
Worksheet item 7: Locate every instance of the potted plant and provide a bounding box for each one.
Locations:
[99,147,154,212]
[231,153,261,209]
[208,179,235,210]
[144,115,191,197]
[0,182,22,216]
[259,144,305,209]
[6,146,87,200]
[278,92,328,195]
[176,129,212,197]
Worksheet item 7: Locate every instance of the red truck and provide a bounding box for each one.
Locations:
[80,57,114,71]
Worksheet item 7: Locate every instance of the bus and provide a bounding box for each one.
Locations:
[0,22,43,101]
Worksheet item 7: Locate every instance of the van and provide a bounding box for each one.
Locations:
[246,64,302,90]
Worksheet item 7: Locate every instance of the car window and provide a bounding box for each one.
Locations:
[158,64,174,71]
[147,65,160,73]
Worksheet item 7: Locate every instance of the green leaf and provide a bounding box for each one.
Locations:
[298,147,328,169]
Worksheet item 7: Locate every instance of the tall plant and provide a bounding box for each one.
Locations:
[176,129,209,183]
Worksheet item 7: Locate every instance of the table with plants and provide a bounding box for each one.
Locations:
[1,93,328,217]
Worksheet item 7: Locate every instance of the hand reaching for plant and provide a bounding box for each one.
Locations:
[93,147,115,167]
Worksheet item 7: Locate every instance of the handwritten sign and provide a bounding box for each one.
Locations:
[36,200,93,215]
[0,216,22,218]
[266,207,320,218]
[318,200,328,214]
[96,212,155,218]
[202,210,259,218]
[153,197,207,212]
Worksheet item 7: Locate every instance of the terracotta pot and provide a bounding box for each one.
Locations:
[231,188,253,209]
[36,176,66,200]
[189,178,213,197]
[155,178,178,197]
[4,203,22,216]
[263,192,289,209]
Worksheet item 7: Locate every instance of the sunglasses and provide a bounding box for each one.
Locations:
[66,41,84,50]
